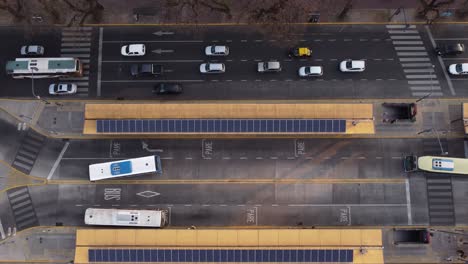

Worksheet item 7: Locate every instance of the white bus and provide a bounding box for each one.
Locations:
[5,57,83,79]
[404,155,468,175]
[89,155,162,181]
[84,208,168,227]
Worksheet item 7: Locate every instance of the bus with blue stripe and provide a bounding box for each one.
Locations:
[404,155,468,175]
[89,155,162,181]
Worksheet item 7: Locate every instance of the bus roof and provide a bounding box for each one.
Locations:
[5,57,77,72]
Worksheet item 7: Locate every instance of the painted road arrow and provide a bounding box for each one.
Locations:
[153,31,175,36]
[152,49,174,54]
[136,191,160,198]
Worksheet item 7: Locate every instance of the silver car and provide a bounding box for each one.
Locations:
[20,45,44,56]
[205,45,229,56]
[49,83,77,95]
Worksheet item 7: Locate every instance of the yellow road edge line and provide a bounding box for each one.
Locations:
[48,178,405,185]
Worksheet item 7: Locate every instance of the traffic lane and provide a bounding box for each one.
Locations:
[100,59,404,83]
[101,25,391,42]
[53,139,417,181]
[428,24,468,40]
[101,36,396,62]
[439,57,468,96]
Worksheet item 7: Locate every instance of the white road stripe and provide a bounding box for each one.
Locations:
[405,179,412,225]
[399,58,430,62]
[386,25,416,29]
[410,86,441,90]
[61,43,91,47]
[412,92,443,96]
[408,80,439,84]
[101,80,203,83]
[397,52,428,56]
[61,53,90,57]
[395,47,426,51]
[405,74,437,79]
[60,48,91,52]
[102,60,203,63]
[404,68,434,73]
[103,40,203,43]
[401,63,433,67]
[61,37,91,42]
[47,142,69,180]
[393,41,423,45]
[390,35,421,39]
[388,30,419,34]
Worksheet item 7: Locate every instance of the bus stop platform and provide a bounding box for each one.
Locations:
[74,228,383,263]
[83,103,375,137]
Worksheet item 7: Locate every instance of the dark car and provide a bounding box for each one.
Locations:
[152,83,183,95]
[435,43,465,56]
[130,64,163,77]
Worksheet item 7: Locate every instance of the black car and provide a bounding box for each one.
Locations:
[435,43,465,56]
[130,64,163,77]
[152,83,183,95]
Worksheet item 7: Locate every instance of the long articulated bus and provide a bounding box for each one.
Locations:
[89,155,162,181]
[5,57,83,79]
[404,155,468,175]
[84,208,168,227]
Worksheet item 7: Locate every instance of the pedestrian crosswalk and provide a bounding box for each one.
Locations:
[11,130,45,175]
[386,25,442,97]
[425,174,455,226]
[7,187,39,230]
[60,27,93,97]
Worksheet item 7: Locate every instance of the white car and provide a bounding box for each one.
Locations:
[205,45,229,56]
[121,44,146,56]
[200,63,225,73]
[257,61,281,72]
[298,66,323,77]
[49,83,77,95]
[340,60,365,72]
[20,45,44,56]
[448,63,468,75]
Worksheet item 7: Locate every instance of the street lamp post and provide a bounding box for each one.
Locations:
[30,67,50,105]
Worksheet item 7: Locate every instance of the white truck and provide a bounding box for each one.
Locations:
[84,208,168,227]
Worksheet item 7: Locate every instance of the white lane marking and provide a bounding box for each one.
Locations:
[401,62,433,67]
[103,40,203,43]
[425,25,455,95]
[412,91,443,96]
[101,80,203,83]
[405,179,413,225]
[397,52,428,56]
[408,80,439,84]
[395,46,426,51]
[102,60,203,63]
[47,141,70,180]
[388,30,419,34]
[410,86,441,90]
[390,35,421,39]
[288,203,407,207]
[404,68,434,73]
[405,74,437,79]
[399,57,430,62]
[393,41,424,45]
[0,218,5,239]
[386,25,416,29]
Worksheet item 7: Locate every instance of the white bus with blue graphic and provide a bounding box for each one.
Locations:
[404,155,468,175]
[89,155,162,181]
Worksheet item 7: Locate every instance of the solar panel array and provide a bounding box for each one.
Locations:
[88,248,353,262]
[96,119,346,134]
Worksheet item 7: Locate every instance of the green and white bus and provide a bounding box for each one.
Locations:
[5,57,82,79]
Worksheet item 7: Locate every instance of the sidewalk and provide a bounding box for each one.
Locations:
[0,99,465,140]
[0,0,466,26]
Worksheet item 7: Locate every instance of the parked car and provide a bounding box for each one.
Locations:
[340,59,365,72]
[121,44,145,56]
[448,63,468,75]
[200,63,225,73]
[435,43,465,56]
[20,45,44,56]
[153,83,183,95]
[257,61,281,72]
[393,229,430,245]
[298,66,323,77]
[205,45,229,56]
[130,64,163,77]
[49,83,77,95]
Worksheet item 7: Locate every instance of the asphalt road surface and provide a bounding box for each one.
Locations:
[1,24,467,99]
[1,137,467,231]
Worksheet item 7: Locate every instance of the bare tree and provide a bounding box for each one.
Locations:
[62,0,104,25]
[418,0,456,23]
[38,0,62,24]
[0,0,26,22]
[165,0,231,23]
[456,0,468,18]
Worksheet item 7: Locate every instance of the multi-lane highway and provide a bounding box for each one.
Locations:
[2,24,468,99]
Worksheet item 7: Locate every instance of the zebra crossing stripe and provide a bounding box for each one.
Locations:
[388,30,418,34]
[405,74,437,79]
[393,41,424,45]
[402,63,433,67]
[386,25,416,29]
[410,86,441,90]
[395,47,426,51]
[404,68,434,73]
[390,35,421,39]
